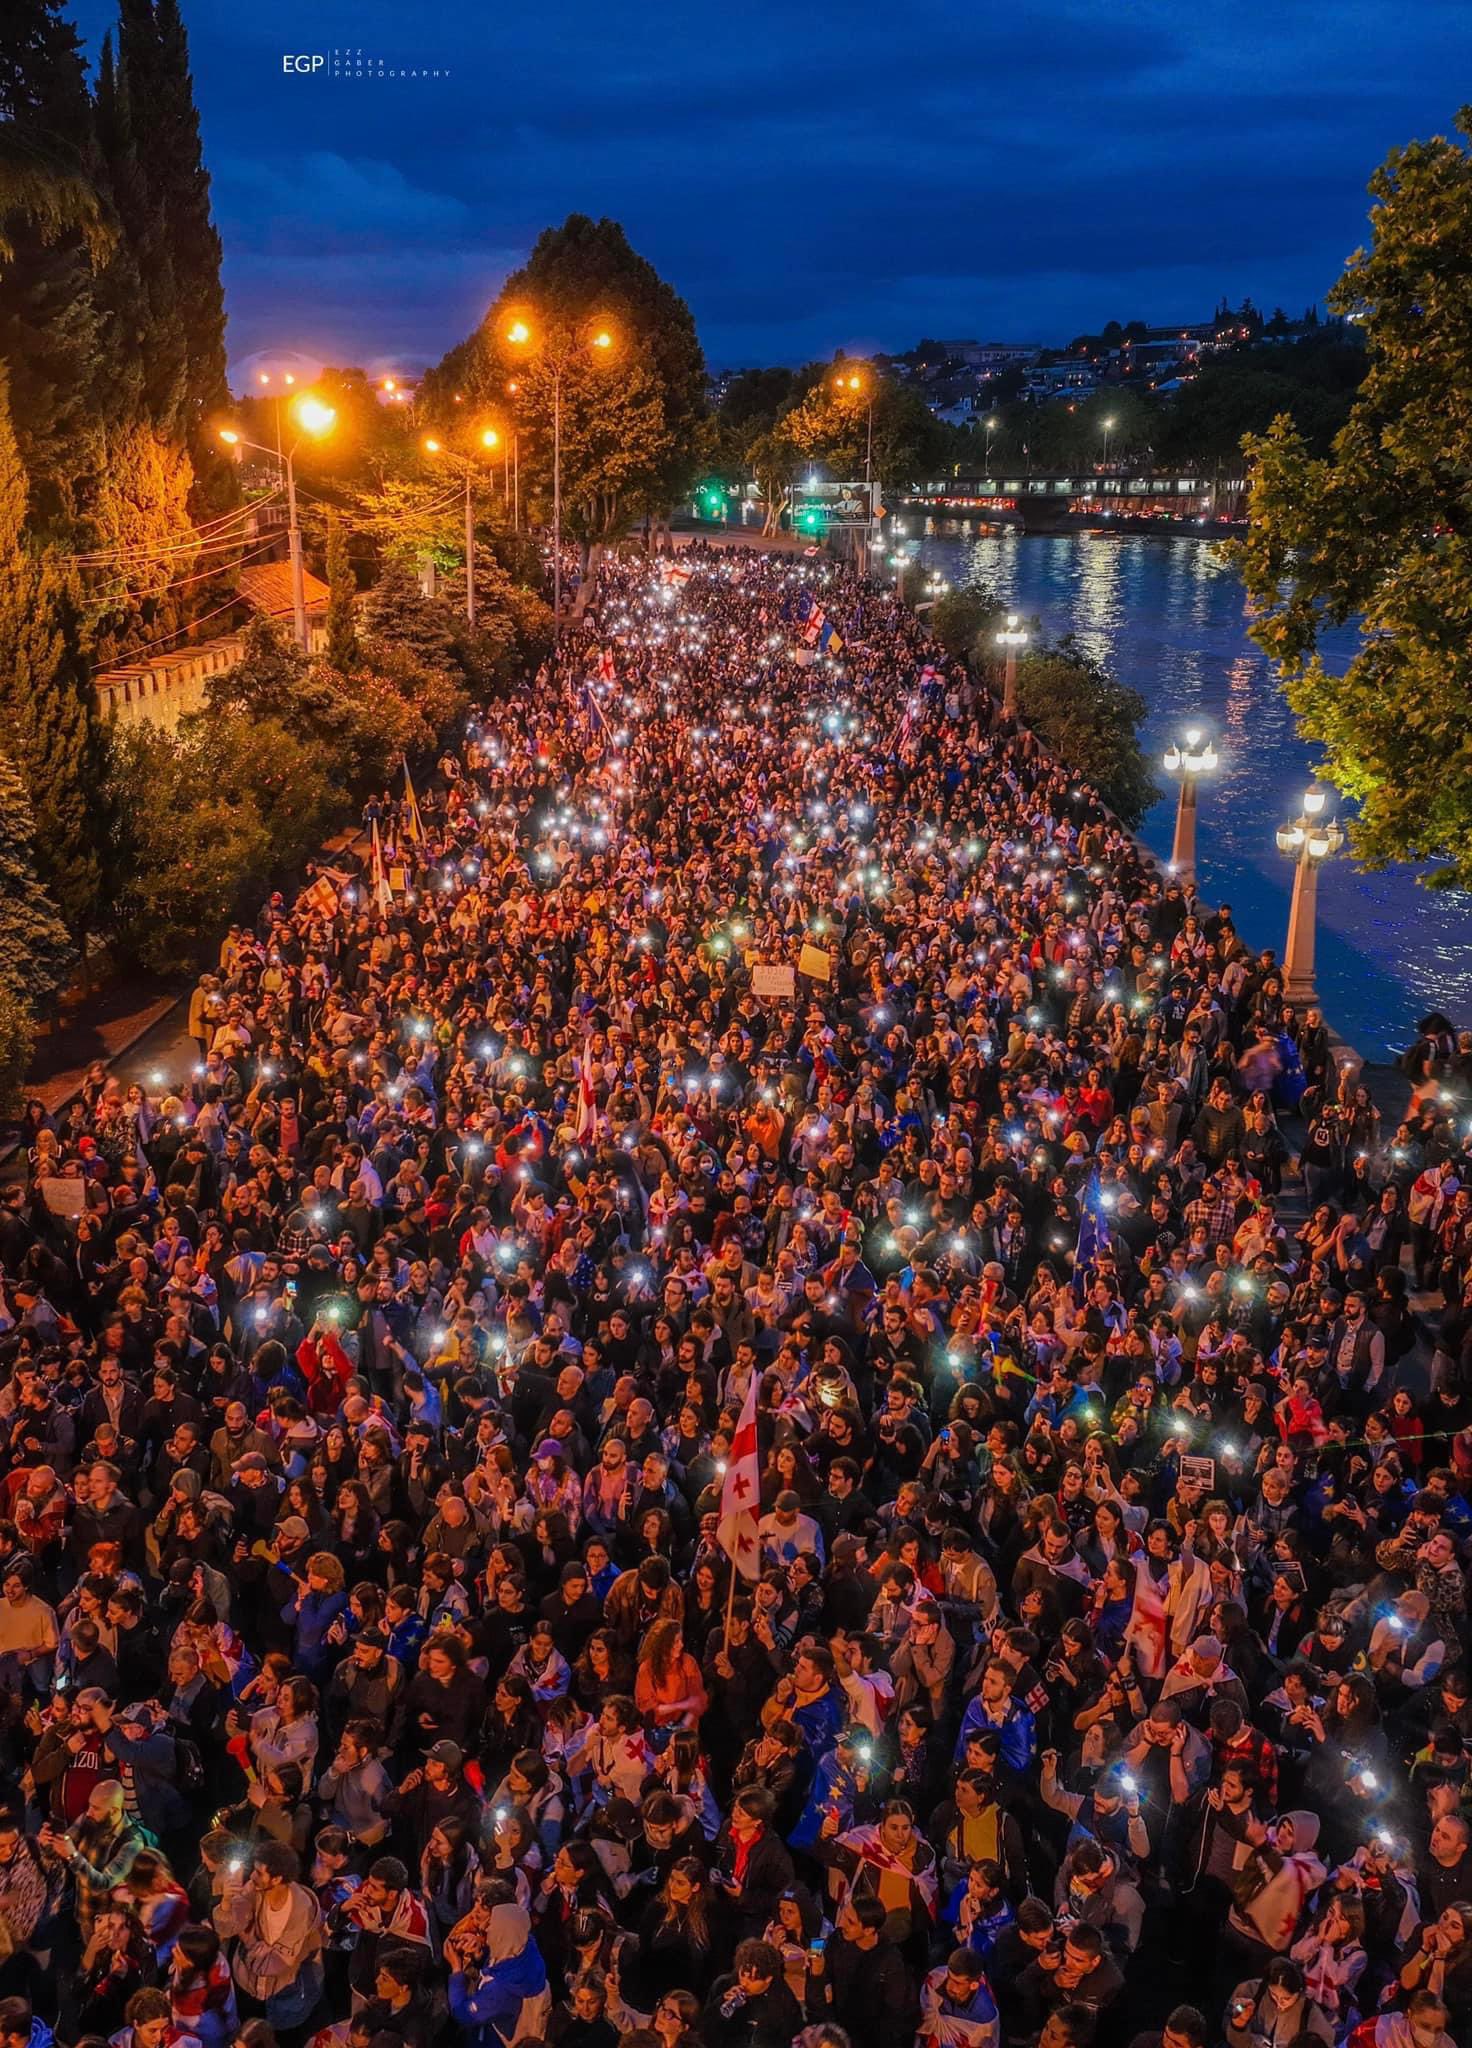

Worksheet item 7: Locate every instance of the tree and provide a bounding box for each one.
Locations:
[0,989,37,1118]
[0,0,108,532]
[110,710,340,971]
[0,746,74,1014]
[1235,109,1472,886]
[112,0,225,453]
[931,585,1002,660]
[1013,638,1157,829]
[325,511,358,671]
[107,719,273,972]
[204,614,389,786]
[424,215,706,534]
[0,370,106,934]
[359,561,464,681]
[1156,333,1363,466]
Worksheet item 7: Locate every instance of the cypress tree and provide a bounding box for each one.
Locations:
[115,0,225,449]
[89,33,149,437]
[0,746,75,1013]
[151,0,227,433]
[0,369,107,935]
[102,8,185,435]
[0,0,107,533]
[326,512,359,671]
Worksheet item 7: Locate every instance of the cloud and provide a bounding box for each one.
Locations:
[62,0,1472,369]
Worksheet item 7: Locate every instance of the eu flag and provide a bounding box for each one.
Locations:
[1073,1172,1111,1304]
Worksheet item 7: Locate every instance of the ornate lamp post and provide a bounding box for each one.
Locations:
[995,612,1029,720]
[1276,785,1343,1004]
[1161,727,1218,879]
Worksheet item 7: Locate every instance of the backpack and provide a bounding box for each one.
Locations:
[175,1735,206,1793]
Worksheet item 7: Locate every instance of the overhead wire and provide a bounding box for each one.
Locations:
[64,487,285,566]
[87,538,279,612]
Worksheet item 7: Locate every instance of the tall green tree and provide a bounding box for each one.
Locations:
[0,745,74,1015]
[1236,108,1472,887]
[424,215,706,535]
[0,0,107,532]
[0,371,106,934]
[135,0,227,438]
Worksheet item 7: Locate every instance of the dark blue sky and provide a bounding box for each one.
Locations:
[71,0,1472,382]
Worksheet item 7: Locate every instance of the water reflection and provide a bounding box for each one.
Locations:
[914,528,1472,1058]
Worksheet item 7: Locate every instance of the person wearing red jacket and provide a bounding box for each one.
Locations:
[296,1322,354,1419]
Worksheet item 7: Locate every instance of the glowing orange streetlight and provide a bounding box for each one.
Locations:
[218,393,336,649]
[422,424,507,631]
[501,314,620,632]
[831,363,876,563]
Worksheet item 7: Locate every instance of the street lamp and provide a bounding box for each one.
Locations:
[219,391,336,650]
[423,426,501,630]
[504,313,618,637]
[984,415,999,473]
[994,611,1029,720]
[1160,726,1218,879]
[1101,414,1117,468]
[833,365,877,570]
[1275,784,1343,1003]
[255,369,298,458]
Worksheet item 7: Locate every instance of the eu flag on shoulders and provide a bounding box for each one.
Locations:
[1073,1171,1111,1303]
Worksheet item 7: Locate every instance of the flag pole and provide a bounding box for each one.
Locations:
[721,1553,739,1658]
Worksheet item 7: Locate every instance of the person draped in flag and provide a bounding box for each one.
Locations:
[717,1372,761,1586]
[573,1033,598,1144]
[1072,1169,1112,1303]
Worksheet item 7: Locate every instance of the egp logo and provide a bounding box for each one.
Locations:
[282,53,325,72]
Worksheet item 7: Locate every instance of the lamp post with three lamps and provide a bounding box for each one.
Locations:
[1276,785,1343,1004]
[1161,727,1218,880]
[219,392,336,651]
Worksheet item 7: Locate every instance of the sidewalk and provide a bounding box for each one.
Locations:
[21,971,188,1117]
[7,821,368,1147]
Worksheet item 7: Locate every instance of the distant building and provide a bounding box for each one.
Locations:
[1024,360,1101,398]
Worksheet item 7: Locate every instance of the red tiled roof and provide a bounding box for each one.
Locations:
[236,561,330,618]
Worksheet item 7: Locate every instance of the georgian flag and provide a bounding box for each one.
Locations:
[574,1040,598,1143]
[718,1371,762,1580]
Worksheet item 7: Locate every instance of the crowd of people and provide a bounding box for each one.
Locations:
[2,539,1472,2048]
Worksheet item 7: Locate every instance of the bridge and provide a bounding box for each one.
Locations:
[903,468,1248,531]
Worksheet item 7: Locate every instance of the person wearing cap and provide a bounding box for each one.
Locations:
[324,1627,403,1738]
[386,1738,481,1859]
[1157,1633,1250,1723]
[90,1695,192,1852]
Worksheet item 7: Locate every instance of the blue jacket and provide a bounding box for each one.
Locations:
[284,1587,348,1679]
[104,1725,190,1833]
[448,1943,548,2048]
[954,1694,1035,1774]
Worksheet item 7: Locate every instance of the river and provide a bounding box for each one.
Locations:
[907,520,1472,1061]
